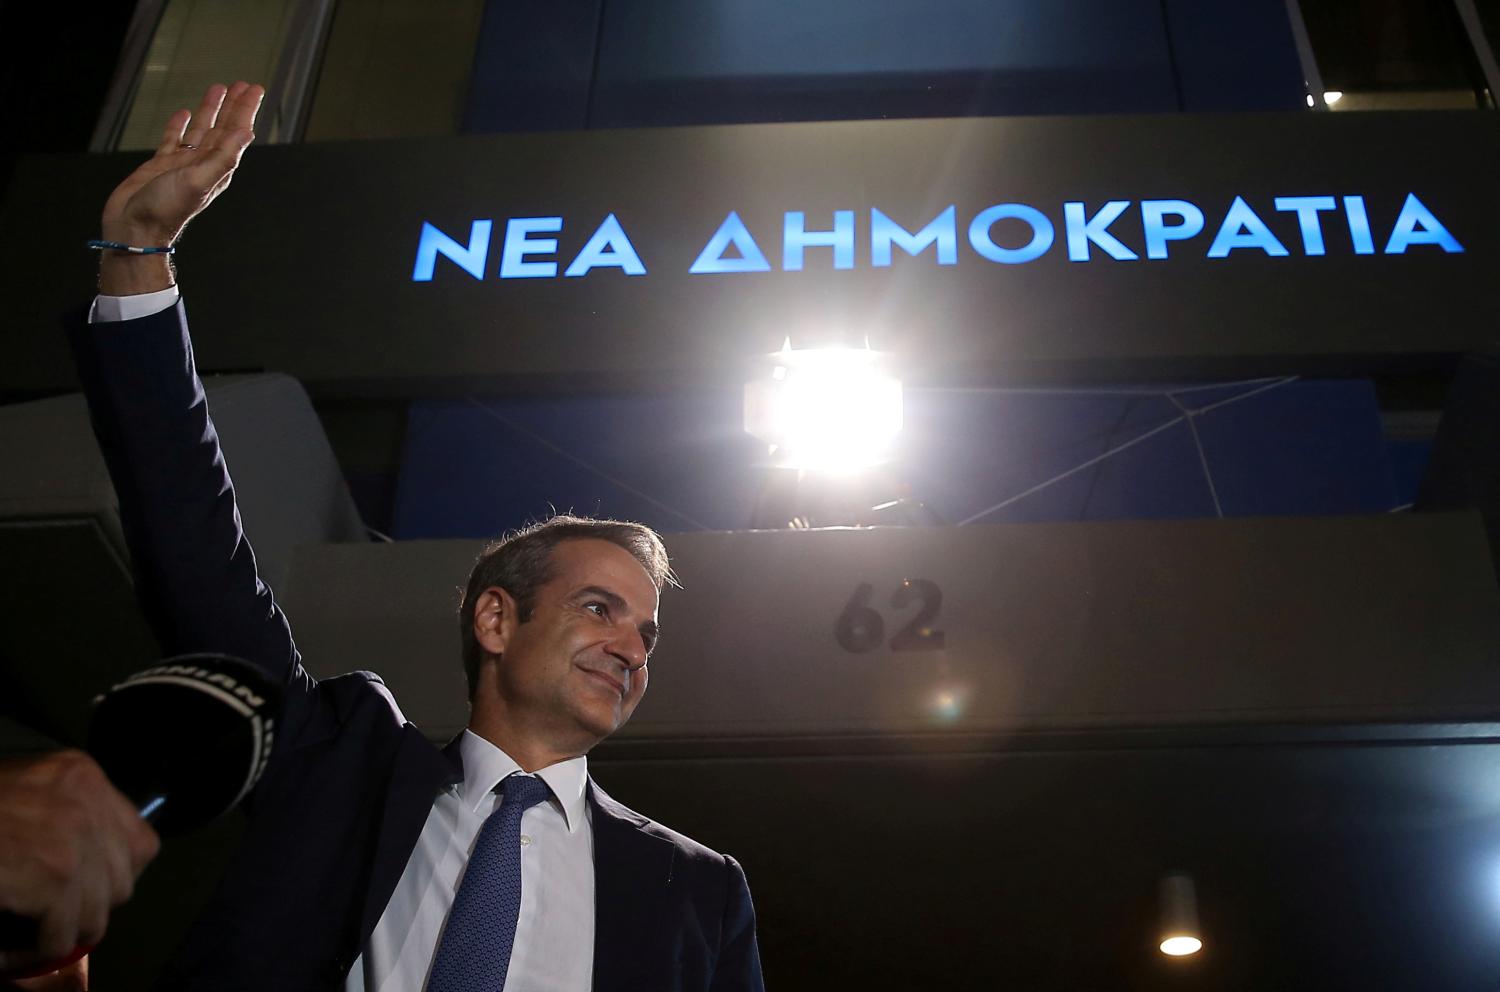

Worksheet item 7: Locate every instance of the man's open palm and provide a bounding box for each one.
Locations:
[101,81,264,247]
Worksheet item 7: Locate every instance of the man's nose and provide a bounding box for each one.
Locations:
[608,624,648,671]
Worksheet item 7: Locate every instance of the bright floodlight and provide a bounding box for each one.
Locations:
[744,339,903,473]
[1159,936,1202,956]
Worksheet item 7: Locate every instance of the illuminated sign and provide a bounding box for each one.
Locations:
[11,109,1493,394]
[412,193,1462,281]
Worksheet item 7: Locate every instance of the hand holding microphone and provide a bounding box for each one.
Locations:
[0,751,158,974]
[0,654,281,979]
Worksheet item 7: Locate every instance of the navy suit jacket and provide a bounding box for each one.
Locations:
[69,301,764,992]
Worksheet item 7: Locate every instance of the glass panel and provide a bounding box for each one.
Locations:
[117,0,302,150]
[589,0,1181,124]
[302,0,486,142]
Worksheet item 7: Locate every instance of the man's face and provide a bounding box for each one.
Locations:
[482,539,661,754]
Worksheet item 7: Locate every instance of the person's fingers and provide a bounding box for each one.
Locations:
[73,882,109,954]
[65,809,110,949]
[183,125,256,196]
[8,955,90,992]
[97,826,134,910]
[94,777,139,836]
[34,890,79,961]
[86,778,147,890]
[125,819,160,877]
[155,108,191,156]
[202,81,246,145]
[212,82,264,139]
[180,83,229,149]
[97,782,157,888]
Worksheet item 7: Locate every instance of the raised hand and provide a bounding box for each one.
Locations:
[100,81,264,250]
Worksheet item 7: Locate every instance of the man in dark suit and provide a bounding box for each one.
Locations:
[74,81,764,991]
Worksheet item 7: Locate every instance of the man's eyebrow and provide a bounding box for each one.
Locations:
[574,585,628,610]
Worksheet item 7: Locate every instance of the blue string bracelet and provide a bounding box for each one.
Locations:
[87,239,176,255]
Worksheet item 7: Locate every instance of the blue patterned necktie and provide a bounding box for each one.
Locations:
[427,773,553,992]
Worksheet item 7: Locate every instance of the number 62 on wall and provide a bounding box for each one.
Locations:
[834,579,946,654]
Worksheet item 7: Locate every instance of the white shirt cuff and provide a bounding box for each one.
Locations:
[89,286,181,324]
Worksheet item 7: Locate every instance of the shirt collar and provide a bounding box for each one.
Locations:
[455,729,589,833]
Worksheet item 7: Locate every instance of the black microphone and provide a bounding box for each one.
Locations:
[86,653,281,836]
[0,653,282,973]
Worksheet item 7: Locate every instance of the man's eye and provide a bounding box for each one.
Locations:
[584,602,607,617]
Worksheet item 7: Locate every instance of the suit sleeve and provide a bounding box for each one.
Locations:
[710,855,766,992]
[67,300,316,713]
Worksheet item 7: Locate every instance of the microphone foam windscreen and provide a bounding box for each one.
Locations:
[86,653,282,836]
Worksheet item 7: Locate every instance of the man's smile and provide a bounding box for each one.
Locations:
[580,666,625,696]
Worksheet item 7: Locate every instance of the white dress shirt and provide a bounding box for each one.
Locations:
[90,285,180,323]
[90,292,598,990]
[346,731,596,992]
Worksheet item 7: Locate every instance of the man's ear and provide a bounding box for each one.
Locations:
[472,586,519,657]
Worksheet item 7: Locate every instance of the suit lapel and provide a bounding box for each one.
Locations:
[590,780,677,992]
[357,725,463,941]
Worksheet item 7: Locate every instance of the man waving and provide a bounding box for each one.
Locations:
[74,81,763,992]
